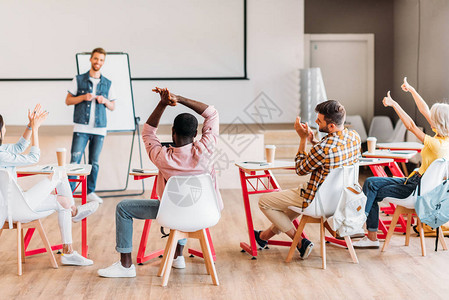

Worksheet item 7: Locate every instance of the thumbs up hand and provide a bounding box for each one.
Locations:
[401,77,415,93]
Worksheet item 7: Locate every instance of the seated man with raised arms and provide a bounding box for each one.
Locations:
[98,87,222,277]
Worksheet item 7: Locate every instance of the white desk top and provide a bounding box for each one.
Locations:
[377,142,423,151]
[17,164,92,176]
[236,158,394,173]
[362,150,418,159]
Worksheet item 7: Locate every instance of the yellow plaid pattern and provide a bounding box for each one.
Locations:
[295,128,361,208]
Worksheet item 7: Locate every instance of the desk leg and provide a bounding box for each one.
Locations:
[81,176,88,258]
[239,169,259,258]
[136,177,164,264]
[388,162,405,177]
[369,165,388,177]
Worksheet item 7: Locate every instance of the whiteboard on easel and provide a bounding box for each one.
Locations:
[76,53,136,132]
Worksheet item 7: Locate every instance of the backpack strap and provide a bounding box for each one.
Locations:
[435,227,440,252]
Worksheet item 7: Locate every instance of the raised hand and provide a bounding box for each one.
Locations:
[29,104,48,129]
[401,77,415,93]
[382,91,397,107]
[294,116,309,139]
[152,87,177,106]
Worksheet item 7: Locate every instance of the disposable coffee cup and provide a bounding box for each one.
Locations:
[56,148,67,166]
[265,145,276,164]
[367,137,377,154]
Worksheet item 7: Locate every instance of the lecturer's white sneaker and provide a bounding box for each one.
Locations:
[61,251,93,266]
[172,256,186,269]
[87,192,103,204]
[98,261,136,278]
[72,201,99,223]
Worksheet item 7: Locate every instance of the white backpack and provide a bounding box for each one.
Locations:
[327,166,367,237]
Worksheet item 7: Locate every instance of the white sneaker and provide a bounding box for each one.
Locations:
[352,236,380,249]
[72,201,99,223]
[87,192,103,204]
[98,261,136,278]
[172,256,186,269]
[61,251,93,266]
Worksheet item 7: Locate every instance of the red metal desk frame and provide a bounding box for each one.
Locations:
[237,164,306,259]
[131,173,216,264]
[16,172,89,258]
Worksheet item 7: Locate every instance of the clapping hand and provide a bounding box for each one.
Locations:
[401,77,415,93]
[152,87,177,106]
[28,104,49,130]
[382,91,397,108]
[294,116,310,139]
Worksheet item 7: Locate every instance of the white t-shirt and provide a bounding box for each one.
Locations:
[68,76,117,136]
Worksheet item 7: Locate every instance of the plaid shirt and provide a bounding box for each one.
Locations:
[295,128,361,208]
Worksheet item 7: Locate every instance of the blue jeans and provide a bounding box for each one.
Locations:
[363,174,421,232]
[69,132,104,194]
[115,199,186,253]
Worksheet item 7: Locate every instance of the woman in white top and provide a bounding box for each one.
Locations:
[0,104,98,266]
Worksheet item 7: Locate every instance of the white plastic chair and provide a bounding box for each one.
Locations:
[286,165,359,269]
[156,174,221,286]
[345,115,367,143]
[382,159,448,256]
[0,169,58,275]
[368,117,406,143]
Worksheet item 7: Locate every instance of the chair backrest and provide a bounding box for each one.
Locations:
[368,116,394,143]
[0,169,53,227]
[156,174,221,232]
[419,158,449,195]
[345,115,367,143]
[388,119,407,143]
[303,165,359,218]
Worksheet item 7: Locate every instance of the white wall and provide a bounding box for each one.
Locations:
[2,0,304,190]
[0,0,303,126]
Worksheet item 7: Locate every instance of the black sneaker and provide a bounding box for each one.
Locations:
[254,230,268,249]
[297,238,314,260]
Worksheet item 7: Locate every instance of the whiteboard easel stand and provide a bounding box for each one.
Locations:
[94,116,145,198]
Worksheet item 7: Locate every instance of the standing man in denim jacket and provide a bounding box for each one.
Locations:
[65,48,117,204]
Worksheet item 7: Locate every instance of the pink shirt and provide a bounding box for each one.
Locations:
[142,106,223,210]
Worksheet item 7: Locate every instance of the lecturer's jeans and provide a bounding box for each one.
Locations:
[69,132,104,194]
[115,199,187,253]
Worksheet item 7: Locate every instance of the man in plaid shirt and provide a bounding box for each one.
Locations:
[254,100,361,259]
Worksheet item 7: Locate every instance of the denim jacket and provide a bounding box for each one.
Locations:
[73,71,111,128]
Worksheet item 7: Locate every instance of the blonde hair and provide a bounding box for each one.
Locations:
[430,103,449,137]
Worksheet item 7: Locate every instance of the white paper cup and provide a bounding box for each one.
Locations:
[367,137,377,154]
[265,145,276,164]
[56,148,67,166]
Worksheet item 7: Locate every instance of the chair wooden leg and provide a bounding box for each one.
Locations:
[285,216,308,263]
[344,236,359,264]
[34,220,58,269]
[417,219,426,257]
[21,228,25,263]
[320,218,326,270]
[161,230,181,287]
[157,230,176,277]
[438,226,448,250]
[382,207,401,252]
[405,213,412,246]
[17,222,23,276]
[198,229,219,285]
